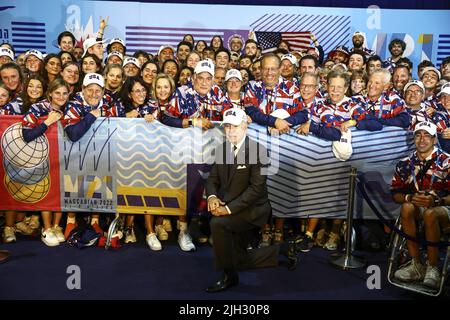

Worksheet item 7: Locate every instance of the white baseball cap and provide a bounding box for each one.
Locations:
[106,51,124,62]
[0,48,14,60]
[414,121,437,136]
[158,45,175,55]
[404,80,425,93]
[439,83,450,96]
[108,38,125,48]
[83,73,105,88]
[82,38,105,57]
[352,31,366,39]
[225,69,242,82]
[270,108,290,119]
[194,59,215,77]
[281,53,298,67]
[25,49,44,61]
[222,108,248,126]
[420,66,441,81]
[332,130,353,161]
[122,57,141,68]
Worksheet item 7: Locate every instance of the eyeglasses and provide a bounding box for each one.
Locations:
[131,88,147,95]
[300,84,317,90]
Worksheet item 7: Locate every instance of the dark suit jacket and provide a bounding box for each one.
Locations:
[205,136,271,228]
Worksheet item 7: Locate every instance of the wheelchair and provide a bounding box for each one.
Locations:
[105,212,124,249]
[387,216,450,297]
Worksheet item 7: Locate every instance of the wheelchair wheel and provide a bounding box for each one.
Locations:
[105,214,123,250]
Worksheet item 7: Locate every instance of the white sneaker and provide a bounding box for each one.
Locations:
[423,264,441,289]
[3,226,16,243]
[41,228,60,246]
[162,218,172,232]
[324,232,340,251]
[124,227,137,243]
[29,215,40,231]
[155,225,168,241]
[178,231,196,252]
[394,259,425,282]
[15,221,34,235]
[52,225,66,243]
[146,233,162,251]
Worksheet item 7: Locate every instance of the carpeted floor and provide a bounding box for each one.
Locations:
[1,228,439,301]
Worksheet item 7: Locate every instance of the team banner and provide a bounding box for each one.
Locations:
[1,116,412,218]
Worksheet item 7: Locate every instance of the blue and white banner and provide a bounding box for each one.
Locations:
[1,115,413,219]
[0,1,449,77]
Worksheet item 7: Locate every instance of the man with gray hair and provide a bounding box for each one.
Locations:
[243,53,308,135]
[361,69,410,128]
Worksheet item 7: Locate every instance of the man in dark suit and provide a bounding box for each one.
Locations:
[205,108,279,293]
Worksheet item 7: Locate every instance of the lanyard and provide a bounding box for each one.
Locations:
[261,82,279,114]
[410,150,441,192]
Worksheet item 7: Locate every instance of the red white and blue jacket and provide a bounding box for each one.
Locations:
[391,147,450,199]
[166,82,232,127]
[62,92,114,142]
[432,109,450,153]
[21,99,64,142]
[1,96,23,115]
[243,76,308,127]
[360,90,410,128]
[109,99,159,118]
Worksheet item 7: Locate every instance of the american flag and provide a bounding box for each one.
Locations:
[125,26,247,56]
[11,21,46,54]
[253,31,311,53]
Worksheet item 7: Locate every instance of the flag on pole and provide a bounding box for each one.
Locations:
[253,31,311,53]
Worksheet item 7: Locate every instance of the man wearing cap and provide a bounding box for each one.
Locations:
[350,31,375,57]
[280,53,298,83]
[106,38,126,55]
[362,69,410,128]
[83,38,105,61]
[391,121,450,290]
[205,107,279,293]
[158,45,175,69]
[224,69,245,109]
[327,45,349,65]
[243,53,308,135]
[420,66,441,106]
[62,73,113,142]
[122,57,141,77]
[432,84,450,153]
[165,59,232,130]
[382,39,406,73]
[0,48,14,66]
[404,80,432,130]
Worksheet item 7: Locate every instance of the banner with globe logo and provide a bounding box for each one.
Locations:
[0,116,61,211]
